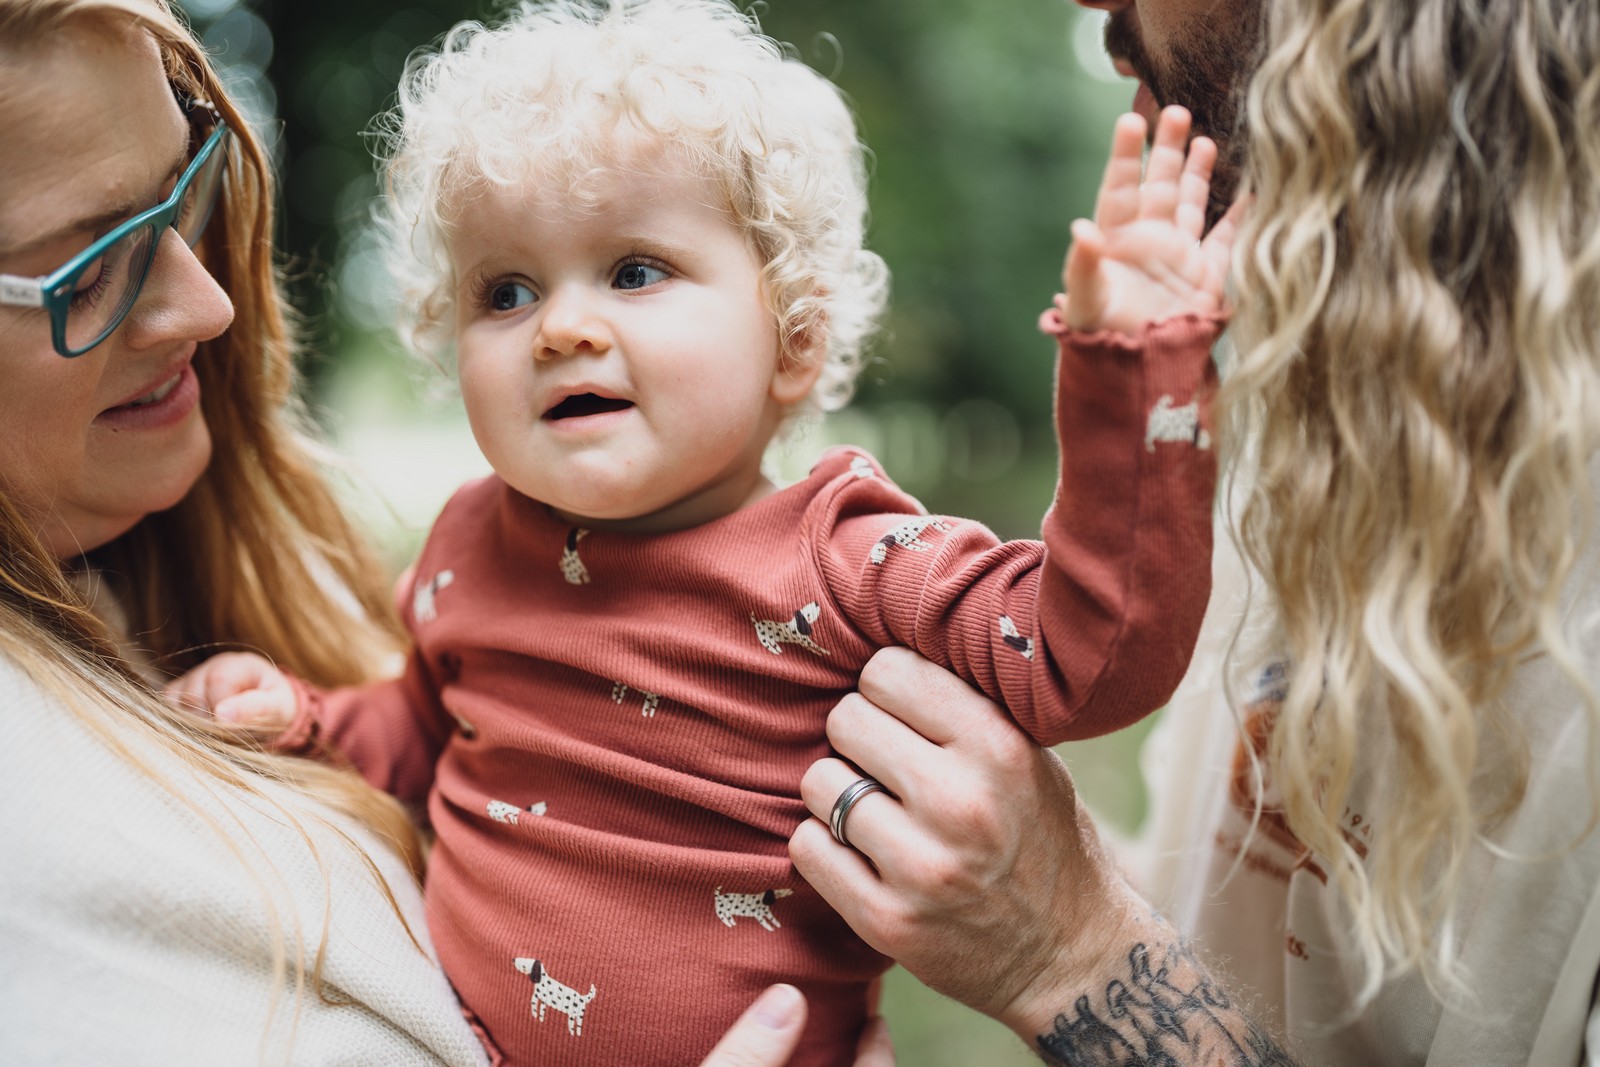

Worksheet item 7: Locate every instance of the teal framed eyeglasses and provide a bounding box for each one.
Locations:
[0,104,231,358]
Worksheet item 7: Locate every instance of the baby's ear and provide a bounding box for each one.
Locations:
[770,312,828,407]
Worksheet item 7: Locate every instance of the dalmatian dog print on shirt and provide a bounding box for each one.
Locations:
[559,528,591,585]
[611,682,661,717]
[751,601,830,657]
[412,570,454,623]
[714,886,793,932]
[513,957,597,1036]
[868,517,953,564]
[486,799,548,825]
[1144,394,1211,452]
[998,615,1035,660]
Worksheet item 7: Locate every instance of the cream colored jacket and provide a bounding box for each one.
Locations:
[0,651,490,1066]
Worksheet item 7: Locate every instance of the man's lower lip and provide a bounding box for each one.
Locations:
[95,363,200,430]
[1133,81,1159,121]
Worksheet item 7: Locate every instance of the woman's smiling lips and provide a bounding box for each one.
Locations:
[95,353,201,431]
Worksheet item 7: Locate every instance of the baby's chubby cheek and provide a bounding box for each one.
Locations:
[456,390,532,474]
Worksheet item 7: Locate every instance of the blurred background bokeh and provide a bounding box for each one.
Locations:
[176,0,1149,1059]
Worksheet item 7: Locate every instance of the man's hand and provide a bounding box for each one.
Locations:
[790,649,1297,1065]
[789,647,1123,1030]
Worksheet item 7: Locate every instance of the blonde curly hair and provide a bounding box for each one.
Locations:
[375,0,888,413]
[1224,0,1600,1005]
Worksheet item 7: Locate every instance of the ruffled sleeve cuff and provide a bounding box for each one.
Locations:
[267,672,322,755]
[1037,297,1229,355]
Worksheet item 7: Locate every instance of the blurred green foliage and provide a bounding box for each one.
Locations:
[188,0,1133,534]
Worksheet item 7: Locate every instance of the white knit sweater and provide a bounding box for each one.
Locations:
[0,652,490,1066]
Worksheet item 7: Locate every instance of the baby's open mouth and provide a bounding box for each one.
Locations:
[543,393,635,420]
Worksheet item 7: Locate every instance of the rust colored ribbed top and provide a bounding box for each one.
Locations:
[288,313,1224,1065]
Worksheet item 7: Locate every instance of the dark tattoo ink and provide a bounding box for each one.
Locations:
[1035,942,1298,1066]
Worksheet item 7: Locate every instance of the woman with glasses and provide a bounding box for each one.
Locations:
[0,1,493,1062]
[0,2,876,1063]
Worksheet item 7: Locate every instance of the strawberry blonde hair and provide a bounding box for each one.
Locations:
[0,0,428,1047]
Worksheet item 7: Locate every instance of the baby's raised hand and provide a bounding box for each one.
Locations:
[1063,106,1242,336]
[165,652,297,734]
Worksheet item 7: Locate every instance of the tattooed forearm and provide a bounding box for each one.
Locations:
[1034,941,1298,1066]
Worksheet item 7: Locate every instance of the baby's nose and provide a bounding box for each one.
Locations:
[536,288,612,359]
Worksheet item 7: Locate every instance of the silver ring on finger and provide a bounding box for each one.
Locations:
[829,775,887,848]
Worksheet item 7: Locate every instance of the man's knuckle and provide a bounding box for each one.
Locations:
[825,694,864,737]
[789,816,820,849]
[857,895,903,946]
[858,646,911,699]
[789,818,831,868]
[905,846,961,893]
[984,722,1032,766]
[798,760,827,800]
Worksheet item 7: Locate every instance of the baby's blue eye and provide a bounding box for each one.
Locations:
[489,282,535,311]
[615,263,668,290]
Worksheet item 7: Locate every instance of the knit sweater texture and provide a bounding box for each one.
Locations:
[0,651,489,1066]
[286,312,1224,1065]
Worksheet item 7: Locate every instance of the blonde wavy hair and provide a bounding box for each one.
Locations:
[1223,0,1600,1003]
[0,0,426,1046]
[376,0,888,413]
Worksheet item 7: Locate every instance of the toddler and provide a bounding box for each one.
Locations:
[173,1,1233,1062]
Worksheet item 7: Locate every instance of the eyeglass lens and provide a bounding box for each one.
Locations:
[62,128,228,354]
[64,225,157,354]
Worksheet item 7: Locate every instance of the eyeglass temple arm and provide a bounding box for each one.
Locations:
[0,98,218,316]
[0,275,45,307]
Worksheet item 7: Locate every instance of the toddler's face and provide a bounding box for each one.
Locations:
[447,155,819,533]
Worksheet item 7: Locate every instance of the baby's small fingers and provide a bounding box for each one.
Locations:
[202,655,275,703]
[1201,193,1250,274]
[215,688,295,730]
[1138,107,1193,221]
[1063,219,1108,331]
[1065,219,1105,286]
[164,671,208,713]
[1175,136,1217,240]
[1095,113,1149,230]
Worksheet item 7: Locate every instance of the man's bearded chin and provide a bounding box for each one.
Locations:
[1103,8,1258,229]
